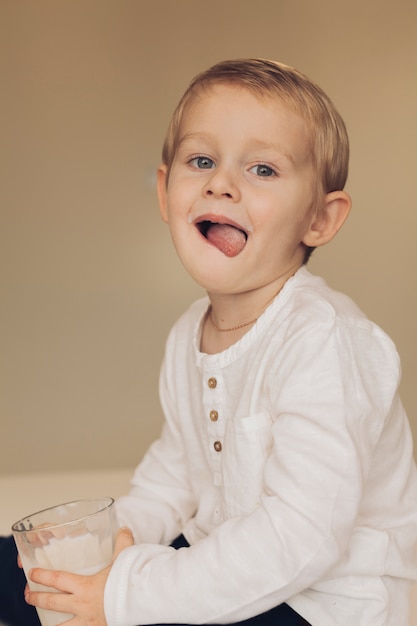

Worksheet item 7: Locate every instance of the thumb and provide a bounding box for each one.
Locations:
[112,527,134,561]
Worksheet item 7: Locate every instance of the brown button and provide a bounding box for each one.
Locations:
[213,441,222,452]
[208,377,217,389]
[209,410,219,422]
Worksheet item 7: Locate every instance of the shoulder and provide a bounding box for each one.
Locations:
[285,268,396,345]
[275,267,401,391]
[284,267,368,321]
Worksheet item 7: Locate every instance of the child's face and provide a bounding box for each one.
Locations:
[158,84,321,296]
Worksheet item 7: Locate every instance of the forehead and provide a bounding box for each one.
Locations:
[177,84,312,161]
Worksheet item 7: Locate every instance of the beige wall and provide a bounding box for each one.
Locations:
[1,0,416,474]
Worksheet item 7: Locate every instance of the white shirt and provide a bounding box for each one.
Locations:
[107,268,417,625]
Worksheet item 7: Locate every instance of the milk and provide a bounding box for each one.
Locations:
[22,533,113,626]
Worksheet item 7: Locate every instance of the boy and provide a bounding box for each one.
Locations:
[12,59,417,625]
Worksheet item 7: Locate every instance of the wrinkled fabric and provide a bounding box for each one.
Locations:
[151,535,312,625]
[110,268,417,626]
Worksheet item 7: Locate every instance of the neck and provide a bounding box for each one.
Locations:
[208,291,276,333]
[201,275,295,355]
[207,266,299,333]
[208,308,258,332]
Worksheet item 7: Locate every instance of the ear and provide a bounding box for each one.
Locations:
[156,165,169,223]
[302,190,351,248]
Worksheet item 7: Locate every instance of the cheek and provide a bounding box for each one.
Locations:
[165,179,192,216]
[250,201,291,234]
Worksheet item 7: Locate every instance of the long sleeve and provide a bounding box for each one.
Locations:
[105,270,417,626]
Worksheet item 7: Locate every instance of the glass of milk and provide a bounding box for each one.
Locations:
[12,497,118,626]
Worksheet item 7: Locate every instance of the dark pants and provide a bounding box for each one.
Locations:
[0,536,41,626]
[0,534,311,626]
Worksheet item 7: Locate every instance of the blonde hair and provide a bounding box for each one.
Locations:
[162,58,349,195]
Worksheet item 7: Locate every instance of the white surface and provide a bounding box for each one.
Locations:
[1,468,416,624]
[0,468,132,534]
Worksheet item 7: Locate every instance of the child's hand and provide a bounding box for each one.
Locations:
[24,527,134,625]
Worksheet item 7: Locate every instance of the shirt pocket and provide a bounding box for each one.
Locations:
[221,411,273,519]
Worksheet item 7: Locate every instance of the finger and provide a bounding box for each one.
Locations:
[29,567,77,593]
[113,527,134,561]
[25,586,74,616]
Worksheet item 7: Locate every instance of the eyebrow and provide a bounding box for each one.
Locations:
[176,132,209,149]
[245,138,296,165]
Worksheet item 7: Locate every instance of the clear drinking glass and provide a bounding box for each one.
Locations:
[12,497,118,626]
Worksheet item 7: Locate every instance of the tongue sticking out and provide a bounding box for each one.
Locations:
[205,223,247,257]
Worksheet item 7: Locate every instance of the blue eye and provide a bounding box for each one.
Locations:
[250,164,276,177]
[190,156,215,169]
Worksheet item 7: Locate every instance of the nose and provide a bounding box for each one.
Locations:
[202,166,241,202]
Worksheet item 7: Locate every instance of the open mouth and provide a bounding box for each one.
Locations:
[197,220,248,257]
